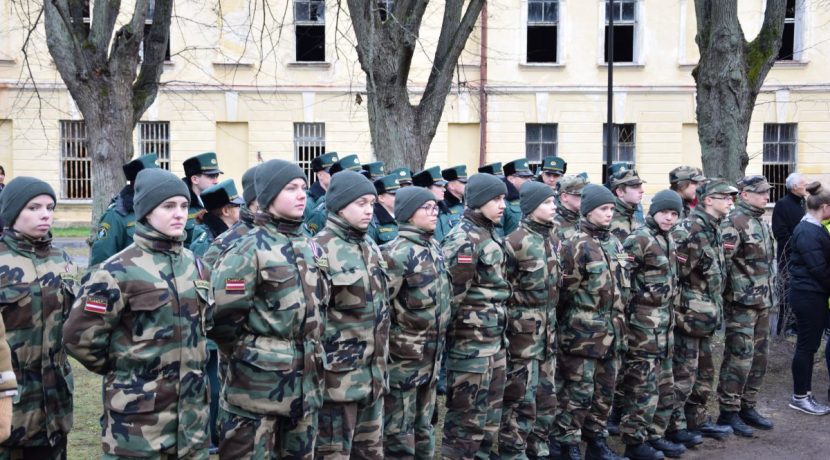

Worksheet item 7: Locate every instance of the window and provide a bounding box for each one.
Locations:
[602,123,636,182]
[60,120,91,200]
[763,123,797,203]
[778,0,797,61]
[138,121,170,170]
[378,0,395,22]
[527,0,558,63]
[140,0,171,62]
[295,0,325,62]
[604,0,636,63]
[294,123,325,183]
[525,124,558,171]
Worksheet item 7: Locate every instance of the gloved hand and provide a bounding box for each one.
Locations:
[0,396,12,443]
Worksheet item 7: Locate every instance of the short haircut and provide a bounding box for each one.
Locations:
[785,173,804,190]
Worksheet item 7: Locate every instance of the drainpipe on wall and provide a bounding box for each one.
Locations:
[478,0,488,168]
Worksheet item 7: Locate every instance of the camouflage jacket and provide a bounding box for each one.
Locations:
[610,198,641,242]
[381,225,451,390]
[0,230,76,448]
[201,205,256,268]
[623,217,679,358]
[209,214,327,420]
[554,204,580,242]
[722,200,775,309]
[313,215,390,403]
[64,223,211,458]
[367,203,399,246]
[559,219,630,359]
[671,208,726,338]
[505,218,561,362]
[90,186,137,267]
[442,210,510,360]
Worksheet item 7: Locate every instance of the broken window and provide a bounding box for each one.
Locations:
[525,124,558,169]
[778,0,797,61]
[295,0,325,62]
[763,123,797,203]
[604,0,636,63]
[527,0,558,63]
[602,123,636,183]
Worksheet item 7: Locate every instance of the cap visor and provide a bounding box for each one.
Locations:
[203,168,223,175]
[435,180,448,186]
[230,196,246,205]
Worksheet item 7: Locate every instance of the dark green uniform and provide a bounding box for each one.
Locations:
[368,204,398,245]
[90,188,139,267]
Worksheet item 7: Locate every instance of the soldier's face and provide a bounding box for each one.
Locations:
[561,193,581,213]
[430,185,445,201]
[410,200,438,232]
[316,170,332,190]
[617,184,644,205]
[704,194,734,218]
[192,174,220,194]
[542,172,561,187]
[680,181,699,201]
[339,194,376,230]
[653,210,679,231]
[742,190,770,209]
[378,192,396,213]
[145,196,189,238]
[12,195,55,239]
[268,178,308,221]
[479,194,506,223]
[587,203,615,227]
[530,197,557,224]
[448,180,465,198]
[508,175,530,190]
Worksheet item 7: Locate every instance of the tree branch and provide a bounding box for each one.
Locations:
[745,0,787,91]
[90,0,120,63]
[132,0,173,121]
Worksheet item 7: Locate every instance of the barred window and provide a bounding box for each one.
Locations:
[525,124,558,171]
[294,123,325,184]
[527,0,558,63]
[60,120,91,200]
[763,123,797,203]
[138,121,170,170]
[295,0,325,62]
[602,123,636,182]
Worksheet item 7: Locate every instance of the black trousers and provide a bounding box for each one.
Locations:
[790,290,830,395]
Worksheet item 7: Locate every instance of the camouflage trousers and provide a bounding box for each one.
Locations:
[216,405,317,460]
[383,381,437,459]
[102,452,205,460]
[552,352,620,444]
[441,350,507,460]
[669,333,714,431]
[316,398,383,460]
[620,355,674,444]
[498,358,539,459]
[0,436,66,460]
[717,305,770,413]
[527,354,558,458]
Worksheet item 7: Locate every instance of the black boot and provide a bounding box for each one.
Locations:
[607,409,622,436]
[717,411,754,437]
[647,438,686,458]
[739,407,774,430]
[665,429,703,448]
[692,418,733,440]
[560,443,582,460]
[624,443,665,460]
[585,437,626,460]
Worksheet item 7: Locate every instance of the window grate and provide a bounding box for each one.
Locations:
[763,123,797,203]
[60,120,91,200]
[139,121,171,170]
[602,123,636,183]
[525,123,558,169]
[294,123,326,184]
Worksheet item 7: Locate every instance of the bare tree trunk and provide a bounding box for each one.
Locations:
[347,0,484,171]
[693,0,786,183]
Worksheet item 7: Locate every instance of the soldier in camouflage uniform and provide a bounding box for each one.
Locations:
[553,175,589,242]
[537,156,567,190]
[65,169,211,459]
[441,173,510,460]
[201,164,260,268]
[552,184,629,460]
[666,179,738,445]
[669,167,706,219]
[381,187,451,459]
[0,178,76,459]
[499,182,561,460]
[304,154,363,236]
[208,160,328,460]
[501,160,535,236]
[312,170,390,459]
[368,174,401,245]
[715,176,776,436]
[305,152,339,221]
[620,190,686,460]
[90,154,159,267]
[190,180,244,257]
[182,152,223,248]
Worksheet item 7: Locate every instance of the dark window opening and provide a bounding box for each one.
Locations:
[294,123,326,184]
[762,123,797,203]
[778,0,797,60]
[527,26,558,63]
[604,25,635,63]
[296,25,325,62]
[142,24,172,62]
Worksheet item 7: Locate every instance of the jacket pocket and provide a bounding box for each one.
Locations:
[0,283,33,330]
[226,337,299,416]
[260,264,303,311]
[330,269,365,310]
[129,289,174,341]
[105,378,157,414]
[403,270,436,310]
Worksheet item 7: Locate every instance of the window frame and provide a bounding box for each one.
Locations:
[762,123,798,203]
[602,123,637,182]
[59,120,92,201]
[776,0,805,63]
[524,0,561,65]
[293,122,326,184]
[598,0,644,66]
[294,0,326,63]
[525,123,559,167]
[137,121,171,171]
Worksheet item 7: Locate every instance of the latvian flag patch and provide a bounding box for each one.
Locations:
[225,279,245,293]
[84,296,108,314]
[458,253,473,264]
[724,242,736,250]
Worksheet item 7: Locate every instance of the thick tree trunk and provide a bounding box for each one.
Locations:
[693,0,786,183]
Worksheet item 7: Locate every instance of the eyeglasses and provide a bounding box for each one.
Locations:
[418,204,439,215]
[709,195,733,201]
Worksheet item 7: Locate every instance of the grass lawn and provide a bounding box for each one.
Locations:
[67,358,103,459]
[52,227,92,238]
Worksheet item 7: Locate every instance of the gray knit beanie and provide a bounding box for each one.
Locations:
[255,160,307,209]
[649,189,683,217]
[241,165,259,206]
[520,181,555,215]
[466,173,508,209]
[326,170,377,213]
[395,187,437,223]
[580,184,616,216]
[0,177,56,226]
[134,169,191,220]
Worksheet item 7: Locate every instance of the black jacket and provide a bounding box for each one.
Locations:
[772,192,805,264]
[788,217,830,296]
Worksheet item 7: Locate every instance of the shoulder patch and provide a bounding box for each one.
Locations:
[84,296,109,314]
[194,279,210,290]
[97,223,110,239]
[457,253,473,264]
[224,278,245,293]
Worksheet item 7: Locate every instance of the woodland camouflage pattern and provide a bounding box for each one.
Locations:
[500,218,561,458]
[553,205,580,242]
[200,205,257,268]
[381,224,451,459]
[0,230,76,450]
[610,198,641,242]
[64,223,211,458]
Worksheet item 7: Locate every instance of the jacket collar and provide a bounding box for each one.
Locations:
[615,198,636,217]
[523,217,554,236]
[737,199,765,218]
[580,218,611,241]
[463,208,496,229]
[397,223,433,244]
[1,228,53,258]
[327,214,368,242]
[444,191,463,207]
[256,211,303,236]
[133,222,185,254]
[557,204,580,223]
[373,203,396,225]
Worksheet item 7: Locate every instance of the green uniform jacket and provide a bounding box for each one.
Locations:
[559,219,630,359]
[313,215,390,403]
[184,183,204,249]
[501,199,522,237]
[189,213,230,258]
[721,200,775,309]
[442,210,511,361]
[64,224,211,458]
[367,203,399,246]
[623,217,679,359]
[305,182,326,221]
[90,186,138,267]
[304,197,328,236]
[553,205,580,242]
[610,198,641,242]
[382,225,451,390]
[436,193,464,242]
[505,218,561,362]
[209,215,327,420]
[671,208,727,338]
[0,230,76,448]
[201,206,256,268]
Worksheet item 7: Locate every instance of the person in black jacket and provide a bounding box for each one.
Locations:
[787,181,830,416]
[772,173,807,334]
